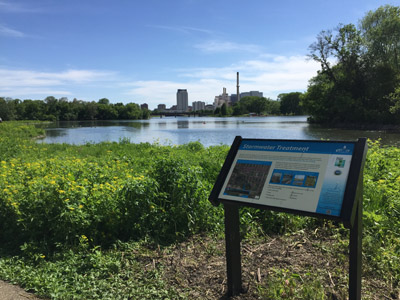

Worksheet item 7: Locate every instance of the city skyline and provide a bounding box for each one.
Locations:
[1,0,394,109]
[157,87,265,112]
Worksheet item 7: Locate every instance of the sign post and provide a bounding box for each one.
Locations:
[224,203,242,296]
[209,136,367,298]
[349,197,362,299]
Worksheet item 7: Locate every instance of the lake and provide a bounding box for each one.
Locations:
[37,116,400,147]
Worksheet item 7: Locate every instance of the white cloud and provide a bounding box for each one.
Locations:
[194,40,262,53]
[0,68,115,87]
[151,25,215,35]
[0,1,42,13]
[0,24,25,37]
[0,68,116,98]
[0,87,72,96]
[0,54,321,108]
[123,54,321,108]
[124,79,230,108]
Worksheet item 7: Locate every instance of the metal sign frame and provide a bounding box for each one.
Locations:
[209,136,367,299]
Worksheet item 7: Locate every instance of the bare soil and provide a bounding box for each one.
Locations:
[154,229,396,300]
[1,228,398,299]
[0,280,41,300]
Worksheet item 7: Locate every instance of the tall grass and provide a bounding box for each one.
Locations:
[1,122,399,298]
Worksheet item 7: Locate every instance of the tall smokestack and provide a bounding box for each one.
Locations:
[236,72,240,102]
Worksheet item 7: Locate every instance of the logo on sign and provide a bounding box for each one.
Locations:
[336,146,351,154]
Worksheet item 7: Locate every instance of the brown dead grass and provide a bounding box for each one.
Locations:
[147,228,396,300]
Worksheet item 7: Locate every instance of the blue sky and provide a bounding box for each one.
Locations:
[1,0,398,109]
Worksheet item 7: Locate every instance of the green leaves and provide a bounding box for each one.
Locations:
[306,5,400,125]
[1,123,400,298]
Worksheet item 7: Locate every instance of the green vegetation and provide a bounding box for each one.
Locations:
[0,122,400,299]
[232,96,281,116]
[278,92,304,115]
[0,96,150,121]
[180,96,283,117]
[302,5,400,125]
[203,96,281,116]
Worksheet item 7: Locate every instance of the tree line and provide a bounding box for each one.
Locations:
[3,5,397,125]
[0,96,150,121]
[302,5,400,125]
[201,94,303,117]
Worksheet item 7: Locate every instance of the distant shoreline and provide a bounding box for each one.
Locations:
[311,121,400,132]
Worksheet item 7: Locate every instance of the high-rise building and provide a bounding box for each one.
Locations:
[192,101,206,111]
[230,94,238,104]
[157,104,166,111]
[240,91,263,98]
[213,87,231,107]
[177,89,188,112]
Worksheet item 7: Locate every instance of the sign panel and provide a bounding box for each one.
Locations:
[217,139,355,217]
[212,137,367,299]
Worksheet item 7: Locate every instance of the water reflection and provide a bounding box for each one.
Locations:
[37,116,400,147]
[302,125,400,146]
[45,128,68,137]
[215,120,230,128]
[124,122,145,129]
[177,121,189,129]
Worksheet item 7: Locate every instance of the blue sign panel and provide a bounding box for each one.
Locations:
[219,139,355,217]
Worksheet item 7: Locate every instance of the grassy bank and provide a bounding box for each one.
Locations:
[0,122,399,299]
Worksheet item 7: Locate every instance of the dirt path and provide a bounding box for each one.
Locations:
[0,280,41,300]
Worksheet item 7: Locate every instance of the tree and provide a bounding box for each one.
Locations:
[44,96,60,120]
[0,96,150,121]
[361,5,400,122]
[221,103,228,116]
[0,98,9,120]
[141,108,150,119]
[232,103,244,115]
[240,96,271,114]
[265,98,281,115]
[303,5,400,125]
[124,103,142,119]
[20,100,48,120]
[361,5,400,72]
[278,92,303,115]
[79,101,98,120]
[98,98,110,105]
[97,103,118,120]
[0,97,17,120]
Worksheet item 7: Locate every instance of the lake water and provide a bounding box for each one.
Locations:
[38,116,400,147]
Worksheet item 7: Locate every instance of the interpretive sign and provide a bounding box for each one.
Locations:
[210,136,367,227]
[209,136,367,299]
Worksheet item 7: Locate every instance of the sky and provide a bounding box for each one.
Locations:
[1,0,399,109]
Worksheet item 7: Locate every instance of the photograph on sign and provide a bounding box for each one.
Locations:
[223,160,271,199]
[218,140,355,216]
